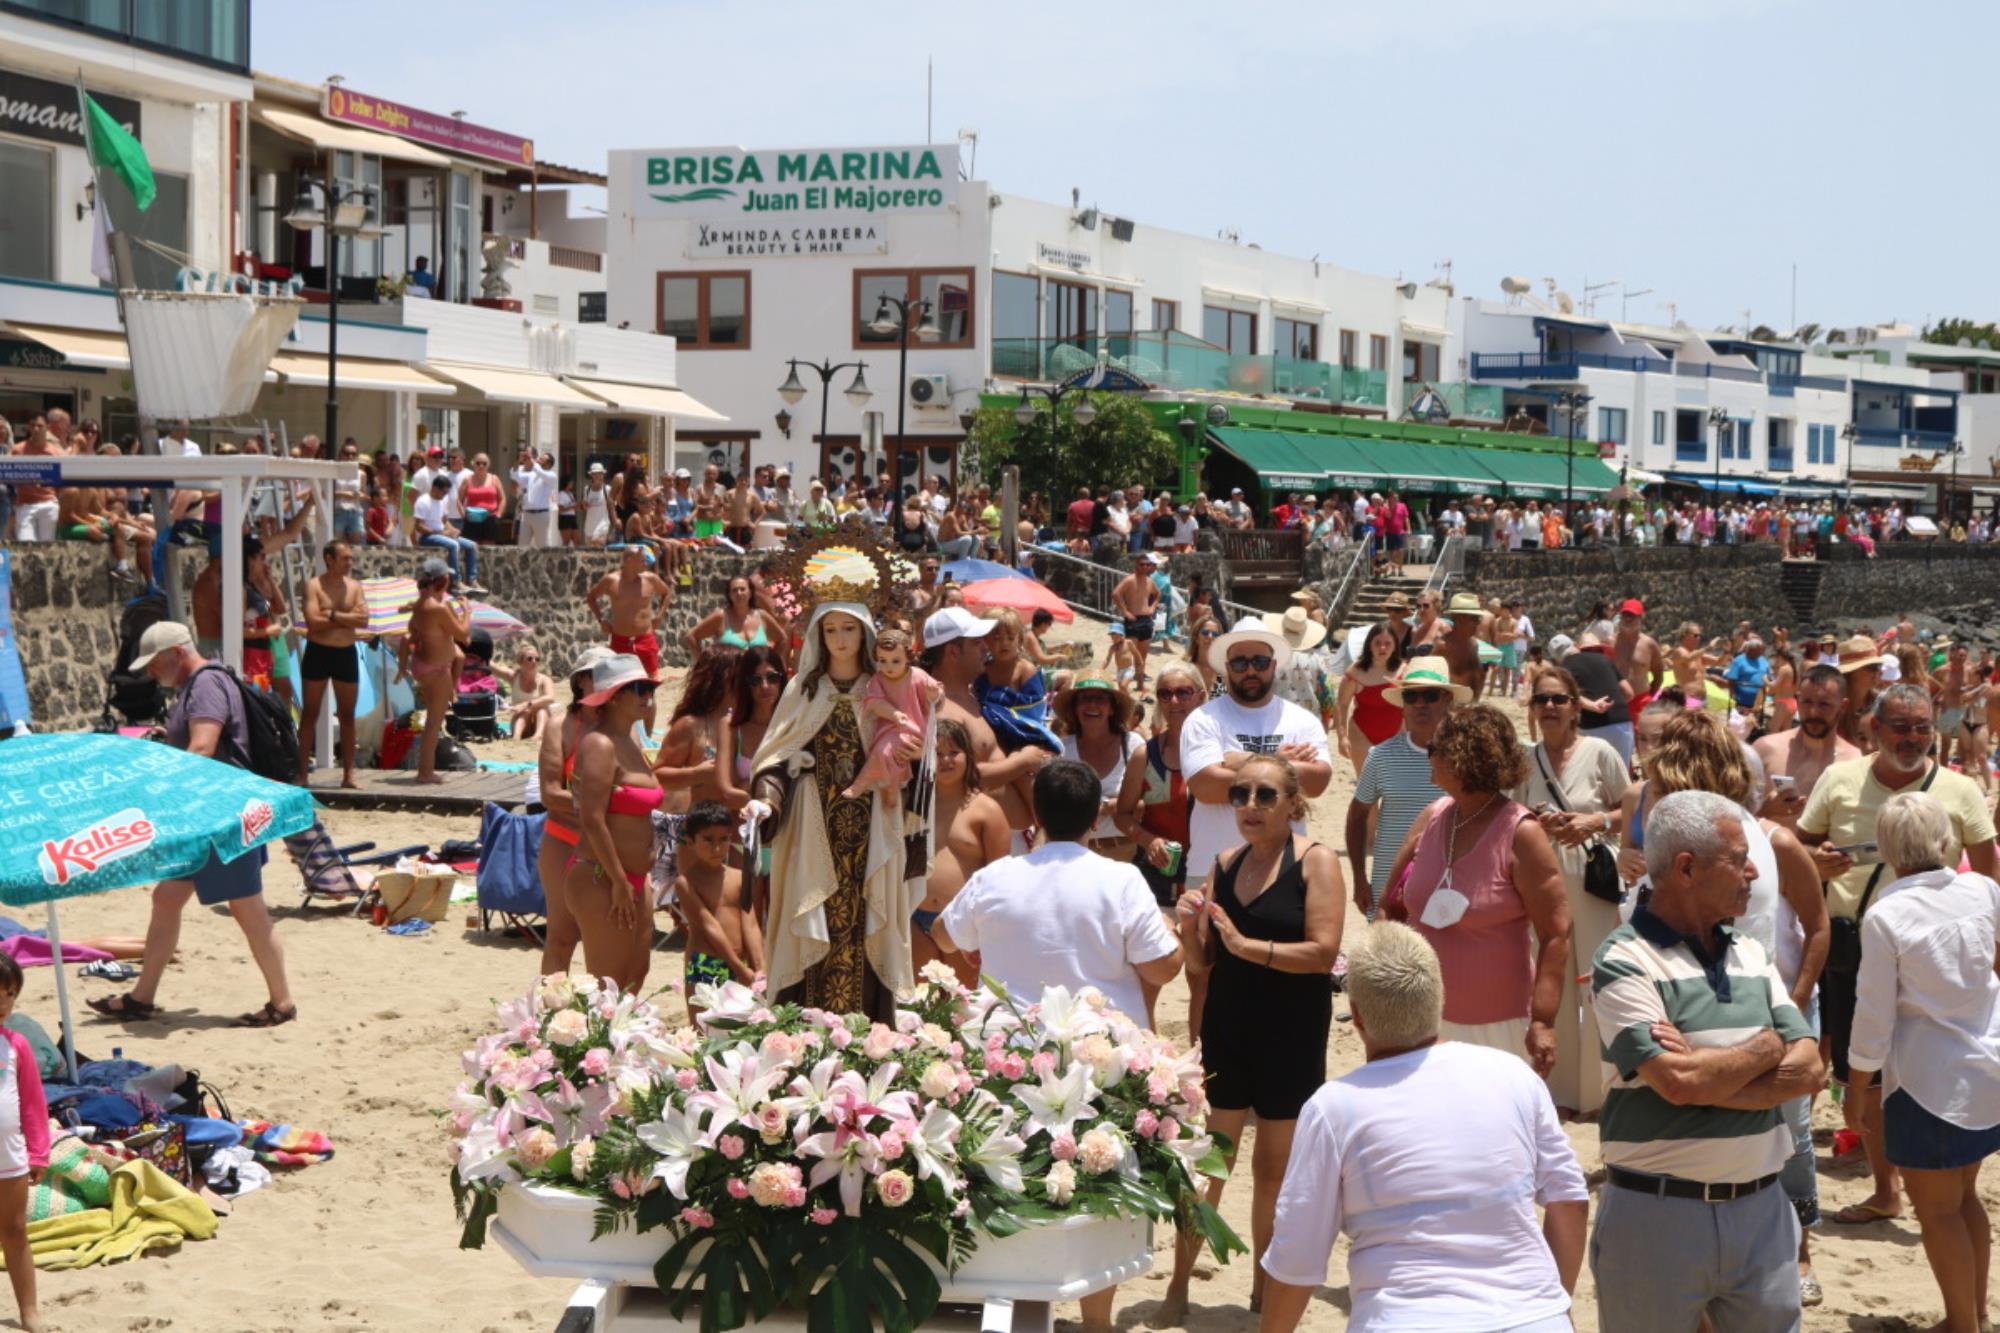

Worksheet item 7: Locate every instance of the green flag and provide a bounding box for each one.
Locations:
[82,92,153,212]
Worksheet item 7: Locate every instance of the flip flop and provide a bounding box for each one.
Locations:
[1798,1272,1823,1307]
[1828,1202,1899,1225]
[235,1001,298,1029]
[86,992,159,1021]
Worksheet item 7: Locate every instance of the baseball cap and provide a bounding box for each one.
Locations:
[1619,598,1646,617]
[417,557,453,584]
[128,621,193,671]
[674,467,692,479]
[588,461,606,475]
[1546,633,1576,661]
[427,445,444,457]
[921,606,997,651]
[1140,552,1164,566]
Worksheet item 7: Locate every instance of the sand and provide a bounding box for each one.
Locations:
[20,618,1989,1331]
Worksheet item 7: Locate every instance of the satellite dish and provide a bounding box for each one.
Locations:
[1960,337,1974,348]
[1500,276,1532,295]
[1554,290,1576,314]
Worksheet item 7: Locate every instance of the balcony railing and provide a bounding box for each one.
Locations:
[1674,360,1764,384]
[1853,426,1957,450]
[1767,373,1848,396]
[1468,351,1674,379]
[991,334,1387,406]
[1768,449,1794,473]
[548,245,603,273]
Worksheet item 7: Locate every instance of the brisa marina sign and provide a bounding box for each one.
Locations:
[628,145,959,221]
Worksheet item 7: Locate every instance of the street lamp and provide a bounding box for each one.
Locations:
[1012,384,1099,488]
[868,294,938,493]
[1707,405,1731,501]
[1840,421,1858,508]
[777,358,871,475]
[1556,388,1592,528]
[284,172,378,457]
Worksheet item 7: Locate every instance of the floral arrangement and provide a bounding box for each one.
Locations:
[449,965,1242,1333]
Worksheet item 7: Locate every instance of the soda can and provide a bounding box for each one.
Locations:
[1161,841,1184,879]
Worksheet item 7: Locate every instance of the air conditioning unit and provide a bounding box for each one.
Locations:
[909,373,950,409]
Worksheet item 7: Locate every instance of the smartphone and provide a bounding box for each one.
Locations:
[1770,774,1797,790]
[1831,840,1879,862]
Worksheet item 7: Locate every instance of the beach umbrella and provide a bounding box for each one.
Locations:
[358,577,530,640]
[959,577,1073,623]
[940,557,1024,584]
[0,733,317,1078]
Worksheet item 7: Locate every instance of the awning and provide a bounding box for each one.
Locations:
[4,324,129,369]
[423,362,601,408]
[1204,427,1332,491]
[253,106,454,168]
[1206,429,1507,495]
[1477,448,1619,498]
[1846,481,1931,500]
[568,377,728,422]
[1662,470,1784,495]
[269,351,456,395]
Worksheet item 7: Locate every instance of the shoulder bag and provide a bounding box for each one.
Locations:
[1534,744,1624,905]
[1826,764,1936,974]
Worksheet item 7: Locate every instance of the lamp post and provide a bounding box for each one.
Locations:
[867,294,938,495]
[1708,405,1731,502]
[1012,381,1099,448]
[1840,421,1858,510]
[1949,436,1964,527]
[777,358,872,481]
[1556,388,1592,530]
[284,169,379,455]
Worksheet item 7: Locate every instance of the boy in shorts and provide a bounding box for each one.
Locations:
[673,802,763,1018]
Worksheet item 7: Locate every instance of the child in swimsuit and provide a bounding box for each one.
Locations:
[0,956,47,1333]
[673,802,763,1018]
[842,628,942,810]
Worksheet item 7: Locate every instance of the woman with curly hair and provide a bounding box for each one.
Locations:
[1385,703,1570,1073]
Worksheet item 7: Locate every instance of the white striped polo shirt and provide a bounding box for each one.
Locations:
[1592,905,1814,1183]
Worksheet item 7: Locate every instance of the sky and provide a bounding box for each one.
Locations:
[256,0,1999,337]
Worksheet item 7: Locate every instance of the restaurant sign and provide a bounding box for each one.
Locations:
[0,68,138,149]
[688,217,887,260]
[631,145,958,220]
[322,87,532,167]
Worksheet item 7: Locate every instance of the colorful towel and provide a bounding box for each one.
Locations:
[973,670,1061,755]
[0,936,112,968]
[5,1159,217,1270]
[28,1137,111,1222]
[239,1119,334,1167]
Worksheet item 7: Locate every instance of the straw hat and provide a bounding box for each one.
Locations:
[1260,605,1329,653]
[1052,676,1140,732]
[1383,591,1411,612]
[1446,592,1485,616]
[1836,634,1884,674]
[1383,656,1473,707]
[1209,616,1294,675]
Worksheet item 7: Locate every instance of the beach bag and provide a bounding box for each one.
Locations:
[1534,746,1623,905]
[191,663,301,784]
[375,869,454,924]
[118,1120,191,1187]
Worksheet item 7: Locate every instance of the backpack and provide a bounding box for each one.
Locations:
[190,664,301,784]
[103,590,172,726]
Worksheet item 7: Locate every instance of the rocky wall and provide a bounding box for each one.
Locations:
[1813,543,2000,630]
[1460,545,1793,640]
[5,543,129,733]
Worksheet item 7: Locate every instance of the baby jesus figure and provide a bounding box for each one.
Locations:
[841,627,943,810]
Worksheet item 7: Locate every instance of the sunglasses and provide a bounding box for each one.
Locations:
[1530,692,1574,707]
[750,671,785,686]
[1400,689,1449,705]
[1226,654,1275,673]
[1156,686,1201,702]
[1227,783,1284,809]
[623,681,659,698]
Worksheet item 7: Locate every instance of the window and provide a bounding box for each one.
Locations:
[1768,419,1793,471]
[1675,410,1706,462]
[992,271,1038,377]
[1042,277,1094,344]
[1731,420,1754,462]
[657,271,751,348]
[1151,299,1177,333]
[447,170,474,303]
[1202,306,1256,355]
[0,138,55,281]
[1806,423,1838,465]
[1597,407,1628,445]
[855,268,974,348]
[11,0,251,70]
[1338,329,1357,369]
[104,168,187,290]
[333,151,383,280]
[1274,317,1318,361]
[1105,289,1134,338]
[1368,334,1388,372]
[1403,341,1440,381]
[1651,410,1666,446]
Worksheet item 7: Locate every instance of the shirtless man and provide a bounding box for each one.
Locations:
[192,495,316,699]
[1666,622,1721,701]
[1611,598,1665,711]
[1753,664,1860,830]
[298,540,370,787]
[723,471,762,547]
[692,464,727,541]
[1893,610,1917,648]
[1933,639,1980,771]
[397,559,470,785]
[1110,555,1164,694]
[912,719,1009,988]
[921,608,1037,835]
[1436,592,1490,697]
[586,544,672,675]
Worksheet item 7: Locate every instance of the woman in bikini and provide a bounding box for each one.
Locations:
[686,576,787,660]
[912,719,1008,988]
[534,646,612,979]
[1766,646,1799,733]
[565,654,666,991]
[1334,622,1405,780]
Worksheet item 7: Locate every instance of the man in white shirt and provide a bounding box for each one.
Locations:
[1261,922,1587,1333]
[931,758,1181,1024]
[1180,619,1332,884]
[411,444,445,503]
[1224,487,1254,529]
[511,449,560,548]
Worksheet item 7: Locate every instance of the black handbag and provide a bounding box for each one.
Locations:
[1535,745,1624,905]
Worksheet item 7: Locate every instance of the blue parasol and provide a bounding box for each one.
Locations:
[940,557,1026,584]
[0,733,317,1076]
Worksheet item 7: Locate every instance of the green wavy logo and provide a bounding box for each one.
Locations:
[650,187,737,204]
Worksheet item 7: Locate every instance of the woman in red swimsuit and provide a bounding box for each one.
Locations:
[456,454,506,543]
[1334,622,1406,779]
[535,646,614,979]
[565,653,665,991]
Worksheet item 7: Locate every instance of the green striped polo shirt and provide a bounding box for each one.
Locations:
[1592,905,1813,1183]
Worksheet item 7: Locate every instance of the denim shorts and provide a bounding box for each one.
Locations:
[1884,1089,2000,1171]
[187,846,268,907]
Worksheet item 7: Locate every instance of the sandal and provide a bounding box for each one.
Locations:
[235,1001,299,1029]
[87,992,159,1021]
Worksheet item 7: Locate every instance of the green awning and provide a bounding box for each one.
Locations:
[1204,427,1334,490]
[1473,447,1618,498]
[1208,426,1620,498]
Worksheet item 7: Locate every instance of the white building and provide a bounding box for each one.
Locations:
[1452,296,1955,508]
[604,142,1461,490]
[1810,325,1998,514]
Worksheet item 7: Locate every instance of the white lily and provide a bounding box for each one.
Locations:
[1032,985,1108,1048]
[797,1124,882,1216]
[635,1103,714,1199]
[777,1055,845,1135]
[687,1043,786,1132]
[1011,1060,1098,1139]
[902,1104,963,1191]
[691,979,763,1030]
[453,1114,519,1184]
[1163,1131,1217,1182]
[963,1111,1027,1194]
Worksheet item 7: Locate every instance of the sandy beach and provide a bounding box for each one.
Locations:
[20,618,1990,1332]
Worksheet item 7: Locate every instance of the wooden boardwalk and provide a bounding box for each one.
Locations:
[305,765,528,814]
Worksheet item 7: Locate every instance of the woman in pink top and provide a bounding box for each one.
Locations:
[1385,704,1570,1076]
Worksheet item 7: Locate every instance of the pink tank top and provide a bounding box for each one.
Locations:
[1403,797,1536,1026]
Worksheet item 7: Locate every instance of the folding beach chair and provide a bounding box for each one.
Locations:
[475,802,547,944]
[282,820,428,913]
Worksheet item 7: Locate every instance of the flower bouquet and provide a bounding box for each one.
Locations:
[449,965,1243,1333]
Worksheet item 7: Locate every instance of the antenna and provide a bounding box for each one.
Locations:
[1619,286,1653,322]
[1582,279,1618,315]
[956,128,977,180]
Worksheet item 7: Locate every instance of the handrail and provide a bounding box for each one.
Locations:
[1326,533,1375,626]
[1022,545,1122,620]
[1423,533,1464,601]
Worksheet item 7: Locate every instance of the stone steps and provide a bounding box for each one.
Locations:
[1778,561,1825,629]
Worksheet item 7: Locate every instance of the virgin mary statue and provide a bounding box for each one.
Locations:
[751,596,933,1020]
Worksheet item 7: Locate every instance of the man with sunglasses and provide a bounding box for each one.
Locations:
[1180,619,1332,896]
[1345,656,1462,917]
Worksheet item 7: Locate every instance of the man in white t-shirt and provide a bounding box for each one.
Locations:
[1261,922,1587,1333]
[932,758,1181,1024]
[1180,618,1333,882]
[511,449,559,548]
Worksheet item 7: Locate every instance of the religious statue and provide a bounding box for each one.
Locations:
[751,524,933,1020]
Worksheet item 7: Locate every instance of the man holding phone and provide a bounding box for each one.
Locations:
[1796,683,1995,1225]
[1754,665,1859,832]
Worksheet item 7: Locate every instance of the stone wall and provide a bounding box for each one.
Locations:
[342,546,627,675]
[1813,543,2000,630]
[1460,545,1793,639]
[1303,544,1370,625]
[6,543,129,733]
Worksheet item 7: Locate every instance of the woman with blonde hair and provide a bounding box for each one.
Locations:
[1186,609,1225,700]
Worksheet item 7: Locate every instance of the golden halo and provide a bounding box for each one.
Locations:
[772,517,905,620]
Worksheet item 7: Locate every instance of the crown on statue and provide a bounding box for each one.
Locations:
[773,516,907,620]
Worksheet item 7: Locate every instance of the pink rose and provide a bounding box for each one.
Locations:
[877,1131,905,1160]
[810,1207,838,1225]
[610,1176,632,1200]
[675,1068,700,1090]
[999,1053,1028,1080]
[718,1134,746,1161]
[1147,1074,1172,1104]
[1134,1109,1159,1138]
[1050,1132,1077,1162]
[679,1206,715,1228]
[581,1047,612,1078]
[863,1024,900,1061]
[784,1185,809,1208]
[727,1178,750,1199]
[830,1026,853,1050]
[1157,1116,1180,1142]
[876,1169,914,1207]
[1127,1045,1155,1073]
[1031,1050,1058,1077]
